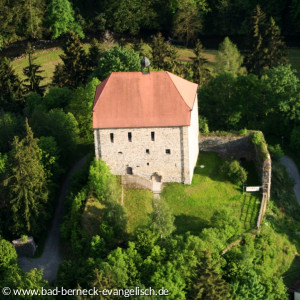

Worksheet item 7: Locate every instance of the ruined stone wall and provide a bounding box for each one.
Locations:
[94,126,191,184]
[199,132,271,228]
[121,174,153,190]
[12,237,37,257]
[199,135,256,161]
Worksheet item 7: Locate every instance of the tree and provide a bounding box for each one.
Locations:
[92,46,140,81]
[173,0,209,46]
[3,120,49,236]
[215,37,246,76]
[151,198,175,239]
[37,136,61,181]
[43,87,73,111]
[151,33,177,70]
[109,0,157,35]
[0,57,24,112]
[47,0,84,39]
[246,5,287,76]
[52,32,89,89]
[262,65,300,135]
[68,78,100,142]
[22,0,45,39]
[30,108,79,165]
[190,253,231,300]
[23,44,46,96]
[192,39,211,86]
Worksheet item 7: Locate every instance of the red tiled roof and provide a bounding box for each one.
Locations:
[93,71,198,129]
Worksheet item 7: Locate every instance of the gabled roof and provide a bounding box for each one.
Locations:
[93,71,198,129]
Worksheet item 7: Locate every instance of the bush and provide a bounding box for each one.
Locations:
[221,159,247,185]
[199,115,209,134]
[268,144,284,161]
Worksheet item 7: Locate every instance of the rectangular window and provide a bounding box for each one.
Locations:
[151,131,155,141]
[110,133,114,143]
[146,149,150,154]
[166,149,171,154]
[128,132,132,142]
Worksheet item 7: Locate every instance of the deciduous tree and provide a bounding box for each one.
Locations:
[92,46,140,81]
[47,0,84,39]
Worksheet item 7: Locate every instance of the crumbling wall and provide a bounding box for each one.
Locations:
[12,236,37,257]
[199,131,271,228]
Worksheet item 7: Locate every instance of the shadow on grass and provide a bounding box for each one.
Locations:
[174,214,209,235]
[283,255,300,287]
[240,194,260,229]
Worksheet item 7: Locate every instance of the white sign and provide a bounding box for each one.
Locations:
[246,186,261,192]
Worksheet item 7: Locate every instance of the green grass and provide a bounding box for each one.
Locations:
[11,47,63,86]
[11,43,92,86]
[10,41,300,88]
[161,152,260,234]
[123,189,154,234]
[81,196,105,237]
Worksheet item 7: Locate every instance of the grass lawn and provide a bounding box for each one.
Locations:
[123,189,154,234]
[82,195,105,237]
[161,152,260,234]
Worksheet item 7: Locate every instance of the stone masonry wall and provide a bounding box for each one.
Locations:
[94,126,191,184]
[199,132,271,228]
[199,135,256,161]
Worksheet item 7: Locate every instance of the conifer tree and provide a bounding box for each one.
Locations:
[215,37,246,76]
[0,57,24,112]
[23,44,46,96]
[192,39,211,86]
[190,253,231,300]
[246,5,287,76]
[151,33,177,71]
[52,32,89,89]
[264,17,287,69]
[3,120,48,236]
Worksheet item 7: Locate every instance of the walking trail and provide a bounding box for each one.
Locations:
[18,156,87,284]
[280,155,300,206]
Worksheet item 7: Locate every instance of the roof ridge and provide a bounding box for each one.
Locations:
[165,71,193,110]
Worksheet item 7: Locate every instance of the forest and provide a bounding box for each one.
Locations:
[0,0,300,299]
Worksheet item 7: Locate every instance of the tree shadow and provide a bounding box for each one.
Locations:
[174,214,210,235]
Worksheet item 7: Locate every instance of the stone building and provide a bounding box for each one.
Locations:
[93,70,199,184]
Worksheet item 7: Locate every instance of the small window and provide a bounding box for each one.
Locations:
[166,149,171,154]
[147,163,149,166]
[151,131,155,141]
[110,133,114,143]
[128,132,132,142]
[118,151,123,154]
[146,149,150,154]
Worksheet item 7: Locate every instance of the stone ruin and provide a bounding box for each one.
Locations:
[12,236,37,257]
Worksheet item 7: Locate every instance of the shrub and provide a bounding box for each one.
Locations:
[199,115,209,134]
[21,235,28,242]
[221,159,247,185]
[268,144,283,161]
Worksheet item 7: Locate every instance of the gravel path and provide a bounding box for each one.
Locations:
[280,155,300,206]
[18,156,87,284]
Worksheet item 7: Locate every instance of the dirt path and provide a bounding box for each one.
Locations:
[280,155,300,206]
[18,156,87,284]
